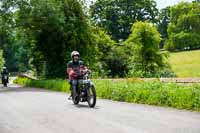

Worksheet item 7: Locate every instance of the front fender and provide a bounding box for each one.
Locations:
[89,81,94,87]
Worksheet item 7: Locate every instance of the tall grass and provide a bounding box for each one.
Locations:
[14,78,200,111]
[14,78,70,93]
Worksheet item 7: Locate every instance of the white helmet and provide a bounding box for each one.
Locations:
[71,51,80,58]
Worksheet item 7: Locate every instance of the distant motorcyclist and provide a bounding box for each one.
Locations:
[67,51,88,99]
[1,66,9,84]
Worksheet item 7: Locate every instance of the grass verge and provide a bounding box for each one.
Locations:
[14,77,200,111]
[169,50,200,77]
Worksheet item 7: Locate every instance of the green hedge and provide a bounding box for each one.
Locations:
[14,78,70,93]
[14,77,200,111]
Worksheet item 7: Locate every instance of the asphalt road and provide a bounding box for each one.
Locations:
[0,83,200,133]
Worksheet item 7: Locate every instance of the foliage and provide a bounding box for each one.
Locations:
[125,21,172,77]
[157,6,170,48]
[91,27,115,77]
[91,27,129,77]
[0,2,14,71]
[2,0,198,79]
[0,49,5,70]
[165,2,200,51]
[104,45,129,77]
[14,40,31,72]
[14,77,200,111]
[15,0,96,78]
[90,0,158,41]
[0,0,31,72]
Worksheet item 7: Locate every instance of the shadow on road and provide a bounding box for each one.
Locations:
[71,103,100,110]
[0,83,100,109]
[0,77,51,94]
[0,84,53,94]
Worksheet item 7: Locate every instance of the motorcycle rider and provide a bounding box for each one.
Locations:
[1,66,9,84]
[67,51,88,99]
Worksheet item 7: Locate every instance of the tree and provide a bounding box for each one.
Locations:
[165,2,200,51]
[0,0,31,72]
[125,21,170,77]
[90,0,158,41]
[91,26,129,78]
[0,0,15,71]
[193,0,200,2]
[158,6,170,49]
[13,37,31,72]
[91,27,115,77]
[15,0,96,78]
[0,49,5,70]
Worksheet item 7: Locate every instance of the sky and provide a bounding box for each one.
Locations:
[0,0,195,11]
[155,0,194,9]
[86,0,194,9]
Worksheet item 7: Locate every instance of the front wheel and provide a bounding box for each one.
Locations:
[72,88,79,105]
[87,85,96,108]
[3,82,7,87]
[3,79,7,87]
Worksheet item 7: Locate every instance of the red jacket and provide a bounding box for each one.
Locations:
[67,60,87,80]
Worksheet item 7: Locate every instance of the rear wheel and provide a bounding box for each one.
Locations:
[87,85,96,108]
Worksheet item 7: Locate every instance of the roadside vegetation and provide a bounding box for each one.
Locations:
[2,0,200,112]
[0,50,5,70]
[15,77,200,111]
[1,1,199,78]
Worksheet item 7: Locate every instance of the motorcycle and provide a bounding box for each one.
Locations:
[2,75,8,87]
[71,71,96,108]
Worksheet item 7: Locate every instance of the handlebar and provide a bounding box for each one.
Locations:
[81,70,91,75]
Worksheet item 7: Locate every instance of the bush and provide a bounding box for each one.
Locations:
[104,46,129,77]
[125,21,172,77]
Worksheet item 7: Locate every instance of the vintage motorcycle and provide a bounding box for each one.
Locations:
[71,71,96,108]
[2,74,8,87]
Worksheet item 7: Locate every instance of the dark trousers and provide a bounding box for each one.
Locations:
[1,75,9,83]
[70,80,79,96]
